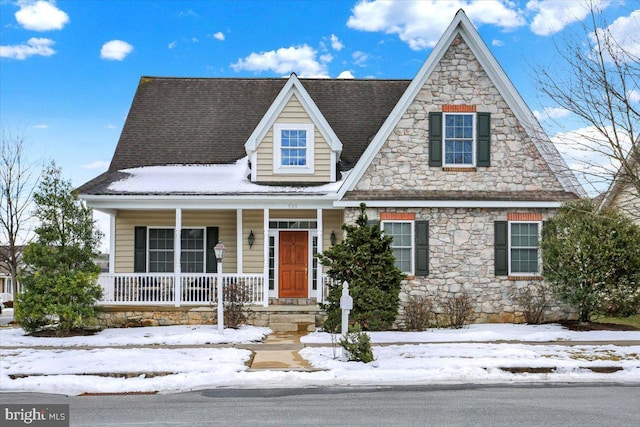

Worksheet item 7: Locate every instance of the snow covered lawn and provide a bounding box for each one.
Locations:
[0,324,271,347]
[1,323,639,396]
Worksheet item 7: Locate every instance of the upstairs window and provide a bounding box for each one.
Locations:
[444,113,474,166]
[273,123,315,174]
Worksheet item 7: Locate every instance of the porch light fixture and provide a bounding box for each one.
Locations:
[214,241,226,261]
[248,230,255,248]
[330,230,337,246]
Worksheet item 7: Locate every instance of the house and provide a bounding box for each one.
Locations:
[0,245,25,302]
[78,10,583,330]
[599,143,640,225]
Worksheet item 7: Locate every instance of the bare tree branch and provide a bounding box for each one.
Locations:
[0,127,42,299]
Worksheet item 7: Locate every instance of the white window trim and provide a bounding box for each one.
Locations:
[381,220,415,275]
[442,112,476,167]
[273,123,315,174]
[508,221,542,276]
[147,226,207,273]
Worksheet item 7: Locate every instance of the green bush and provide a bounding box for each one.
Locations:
[541,199,640,321]
[339,323,374,363]
[318,203,405,332]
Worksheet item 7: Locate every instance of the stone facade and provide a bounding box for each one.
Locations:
[354,35,564,194]
[344,207,575,326]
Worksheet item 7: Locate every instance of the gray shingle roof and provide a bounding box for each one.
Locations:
[79,76,409,195]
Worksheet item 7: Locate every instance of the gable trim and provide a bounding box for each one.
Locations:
[244,73,342,157]
[337,9,584,200]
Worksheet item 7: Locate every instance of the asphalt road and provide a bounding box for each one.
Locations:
[2,384,638,426]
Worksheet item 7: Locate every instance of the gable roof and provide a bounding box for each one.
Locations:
[245,73,342,156]
[600,139,639,209]
[337,9,584,199]
[78,77,409,195]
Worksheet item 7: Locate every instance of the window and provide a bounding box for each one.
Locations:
[383,221,414,274]
[148,229,174,272]
[180,229,204,273]
[509,222,540,274]
[444,113,474,166]
[273,123,314,174]
[148,228,205,273]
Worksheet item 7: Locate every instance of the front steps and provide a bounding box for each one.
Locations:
[252,299,324,333]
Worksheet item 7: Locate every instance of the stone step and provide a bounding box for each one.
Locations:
[269,298,318,306]
[269,313,317,333]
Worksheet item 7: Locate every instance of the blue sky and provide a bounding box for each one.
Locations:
[1,0,638,192]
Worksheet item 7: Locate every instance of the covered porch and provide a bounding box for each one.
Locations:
[94,202,343,309]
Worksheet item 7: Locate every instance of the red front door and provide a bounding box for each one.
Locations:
[278,231,308,298]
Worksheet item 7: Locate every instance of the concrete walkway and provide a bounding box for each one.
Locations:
[248,332,322,371]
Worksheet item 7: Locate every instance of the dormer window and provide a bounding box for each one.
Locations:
[273,123,315,174]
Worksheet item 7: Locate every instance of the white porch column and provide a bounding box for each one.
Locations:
[316,208,323,302]
[237,209,243,273]
[108,213,116,274]
[263,208,269,307]
[174,208,182,307]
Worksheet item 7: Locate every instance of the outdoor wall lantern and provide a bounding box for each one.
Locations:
[248,230,255,248]
[330,230,337,246]
[214,241,226,261]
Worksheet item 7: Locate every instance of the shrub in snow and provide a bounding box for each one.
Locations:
[16,163,103,336]
[223,280,253,328]
[318,203,405,332]
[541,199,640,322]
[339,323,374,363]
[511,282,549,324]
[402,295,434,330]
[441,293,475,329]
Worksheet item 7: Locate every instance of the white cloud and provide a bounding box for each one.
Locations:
[319,53,333,63]
[15,0,69,31]
[168,41,177,49]
[337,70,355,79]
[628,89,640,103]
[352,50,369,66]
[533,106,571,121]
[231,45,328,77]
[0,37,55,60]
[595,9,640,59]
[347,0,525,50]
[82,161,110,170]
[330,34,344,51]
[100,40,133,61]
[213,32,225,41]
[33,123,48,128]
[527,0,611,36]
[492,39,504,47]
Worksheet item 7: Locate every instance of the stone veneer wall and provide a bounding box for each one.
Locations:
[354,35,565,194]
[96,306,325,329]
[344,207,575,327]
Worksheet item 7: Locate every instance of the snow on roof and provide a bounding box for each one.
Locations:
[107,157,347,195]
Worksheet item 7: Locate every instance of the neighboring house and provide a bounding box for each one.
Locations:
[600,143,640,225]
[78,10,583,330]
[0,245,26,302]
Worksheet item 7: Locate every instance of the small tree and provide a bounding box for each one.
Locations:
[318,203,405,331]
[16,163,103,335]
[541,199,640,322]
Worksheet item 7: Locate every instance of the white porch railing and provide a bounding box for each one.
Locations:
[97,273,265,306]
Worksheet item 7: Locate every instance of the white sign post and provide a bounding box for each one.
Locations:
[339,281,353,361]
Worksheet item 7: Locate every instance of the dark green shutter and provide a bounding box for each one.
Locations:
[494,221,508,276]
[206,227,219,273]
[476,112,491,167]
[134,227,147,272]
[415,221,429,276]
[429,112,442,167]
